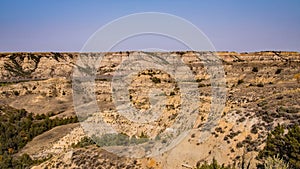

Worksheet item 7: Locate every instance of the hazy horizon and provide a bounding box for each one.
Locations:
[0,50,299,53]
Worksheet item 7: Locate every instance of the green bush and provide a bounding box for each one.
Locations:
[258,124,300,168]
[74,133,150,148]
[93,133,149,147]
[72,136,95,148]
[150,77,161,84]
[196,158,234,169]
[264,155,289,169]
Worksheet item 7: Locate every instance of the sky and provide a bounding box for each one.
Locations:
[0,0,299,52]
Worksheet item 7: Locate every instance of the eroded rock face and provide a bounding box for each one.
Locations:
[0,52,75,81]
[1,51,299,81]
[0,51,299,168]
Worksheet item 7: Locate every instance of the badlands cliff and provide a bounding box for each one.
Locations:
[0,51,299,168]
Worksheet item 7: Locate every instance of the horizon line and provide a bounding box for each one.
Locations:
[0,50,299,54]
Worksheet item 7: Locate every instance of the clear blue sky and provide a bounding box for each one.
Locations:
[0,0,299,52]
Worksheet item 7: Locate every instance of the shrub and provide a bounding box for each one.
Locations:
[237,79,244,85]
[264,155,289,169]
[275,69,282,74]
[196,78,203,83]
[252,67,259,72]
[72,136,95,148]
[13,91,19,96]
[257,83,264,87]
[150,77,161,84]
[91,133,149,147]
[196,158,234,169]
[198,83,206,88]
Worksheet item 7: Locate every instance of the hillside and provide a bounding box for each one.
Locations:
[0,51,299,169]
